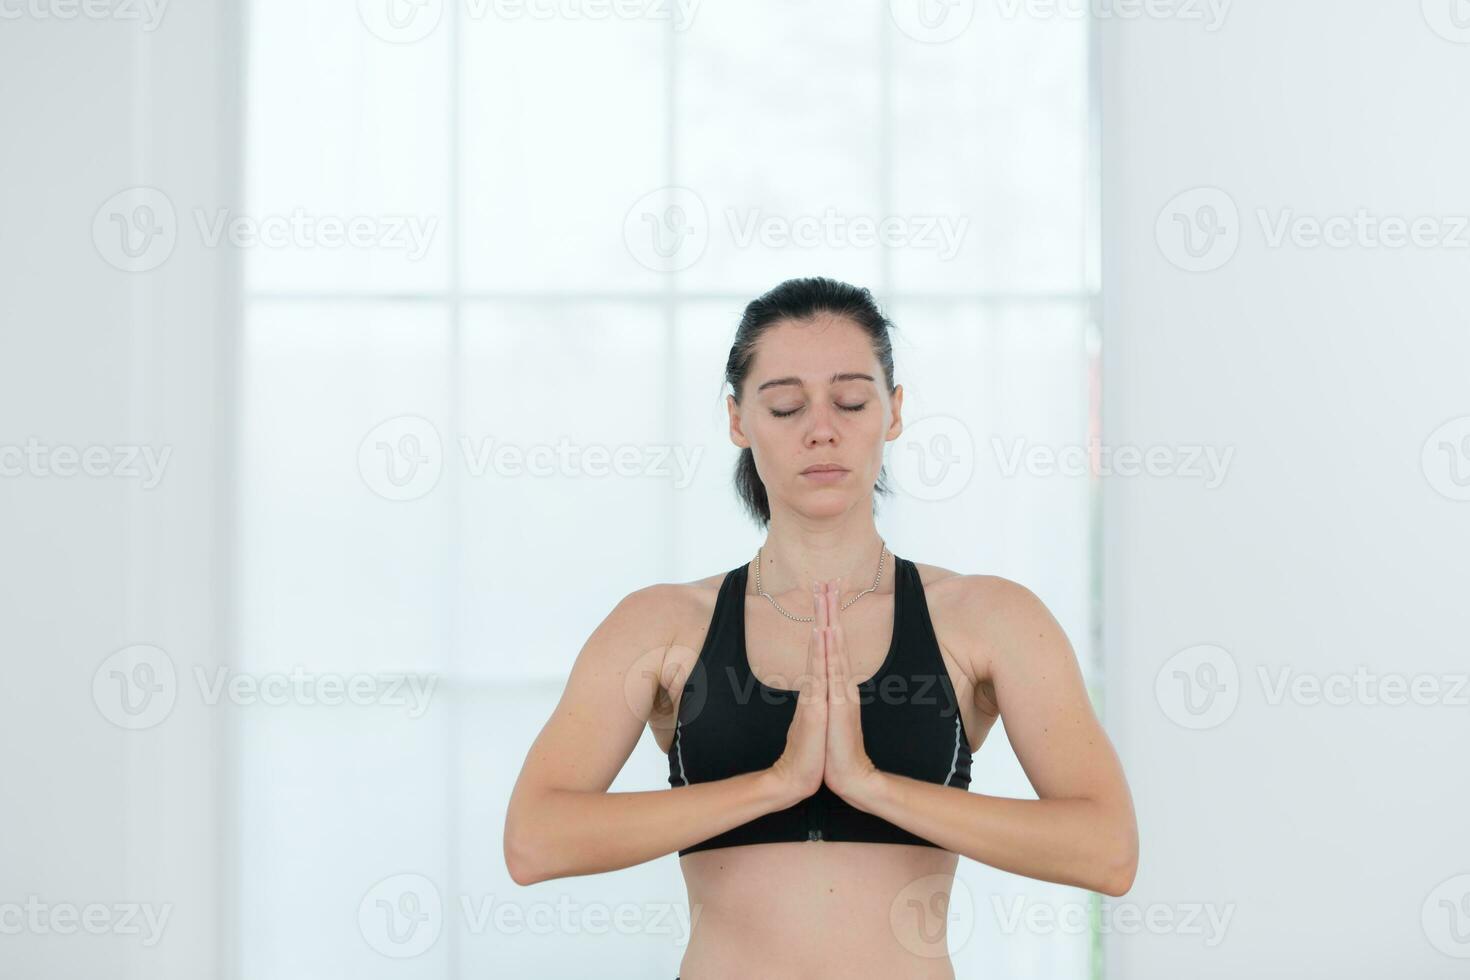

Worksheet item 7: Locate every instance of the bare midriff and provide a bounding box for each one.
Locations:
[675,839,962,979]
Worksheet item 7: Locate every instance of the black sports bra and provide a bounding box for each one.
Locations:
[666,554,972,855]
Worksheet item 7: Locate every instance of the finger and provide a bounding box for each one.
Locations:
[826,626,849,710]
[815,626,828,701]
[831,584,848,671]
[802,624,823,703]
[802,584,820,698]
[803,612,829,705]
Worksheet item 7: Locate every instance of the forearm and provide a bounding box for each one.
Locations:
[845,773,1138,896]
[506,769,794,885]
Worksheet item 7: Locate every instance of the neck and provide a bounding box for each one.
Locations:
[755,511,889,597]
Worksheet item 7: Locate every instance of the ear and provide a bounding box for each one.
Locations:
[727,393,751,450]
[885,383,904,443]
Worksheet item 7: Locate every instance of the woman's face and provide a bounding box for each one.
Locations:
[728,313,903,521]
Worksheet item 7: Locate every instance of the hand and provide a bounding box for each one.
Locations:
[767,583,829,807]
[821,578,880,800]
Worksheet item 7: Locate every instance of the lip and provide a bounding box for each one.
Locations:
[800,465,849,483]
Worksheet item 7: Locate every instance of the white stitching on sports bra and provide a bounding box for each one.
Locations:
[943,714,962,786]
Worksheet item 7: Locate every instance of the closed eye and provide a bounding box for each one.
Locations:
[770,402,868,419]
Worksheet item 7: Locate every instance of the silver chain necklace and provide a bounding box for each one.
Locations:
[752,539,889,623]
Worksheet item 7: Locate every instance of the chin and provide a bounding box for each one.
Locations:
[794,494,852,519]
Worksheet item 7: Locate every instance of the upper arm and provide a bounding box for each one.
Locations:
[967,576,1131,808]
[507,584,682,807]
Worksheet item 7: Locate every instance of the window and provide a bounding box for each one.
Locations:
[239,2,1098,976]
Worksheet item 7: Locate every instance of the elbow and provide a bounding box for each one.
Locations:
[505,832,554,886]
[504,838,544,887]
[503,805,552,886]
[1094,824,1139,897]
[1095,859,1137,898]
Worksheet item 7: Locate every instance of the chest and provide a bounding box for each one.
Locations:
[653,582,983,758]
[742,591,897,692]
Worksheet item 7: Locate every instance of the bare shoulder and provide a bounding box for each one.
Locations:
[909,559,1064,682]
[604,576,706,651]
[623,568,736,747]
[660,565,737,659]
[612,566,732,678]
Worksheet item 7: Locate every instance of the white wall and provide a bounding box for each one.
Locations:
[1100,2,1470,976]
[0,5,241,978]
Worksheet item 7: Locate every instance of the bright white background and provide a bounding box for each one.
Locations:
[1,1,1467,979]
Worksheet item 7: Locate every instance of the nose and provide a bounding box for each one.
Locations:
[803,401,840,446]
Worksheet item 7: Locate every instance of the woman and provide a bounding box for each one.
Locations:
[503,277,1138,978]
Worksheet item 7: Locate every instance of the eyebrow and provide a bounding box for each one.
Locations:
[756,372,876,393]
